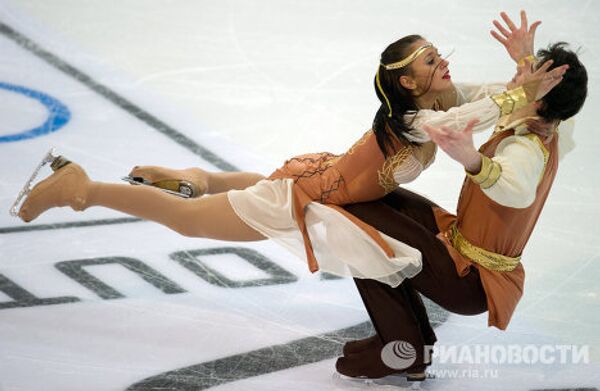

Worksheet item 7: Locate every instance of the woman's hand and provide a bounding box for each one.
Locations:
[508,58,569,101]
[423,119,482,173]
[491,10,540,63]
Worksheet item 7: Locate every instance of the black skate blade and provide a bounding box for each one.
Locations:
[121,176,151,185]
[10,148,59,217]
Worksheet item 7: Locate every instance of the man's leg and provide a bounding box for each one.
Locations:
[338,197,487,377]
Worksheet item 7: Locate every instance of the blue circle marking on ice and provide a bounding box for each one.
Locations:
[0,82,71,143]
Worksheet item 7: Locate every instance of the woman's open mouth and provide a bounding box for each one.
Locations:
[442,70,451,80]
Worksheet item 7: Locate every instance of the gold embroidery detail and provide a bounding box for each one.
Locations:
[450,224,521,272]
[324,155,341,166]
[346,130,373,155]
[377,146,412,194]
[523,133,549,184]
[523,133,549,167]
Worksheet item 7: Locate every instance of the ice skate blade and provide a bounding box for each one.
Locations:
[9,148,59,217]
[332,372,432,390]
[121,176,191,199]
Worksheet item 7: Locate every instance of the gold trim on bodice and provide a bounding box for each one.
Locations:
[377,141,436,194]
[377,147,413,193]
[346,130,373,155]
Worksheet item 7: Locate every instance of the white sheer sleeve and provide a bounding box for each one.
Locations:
[557,118,576,161]
[392,156,426,185]
[404,83,508,141]
[454,83,507,104]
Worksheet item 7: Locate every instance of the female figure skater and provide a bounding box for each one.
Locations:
[16,34,566,288]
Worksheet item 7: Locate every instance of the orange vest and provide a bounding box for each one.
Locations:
[435,128,559,330]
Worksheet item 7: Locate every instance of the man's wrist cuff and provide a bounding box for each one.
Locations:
[518,54,537,67]
[466,155,502,189]
[491,86,529,116]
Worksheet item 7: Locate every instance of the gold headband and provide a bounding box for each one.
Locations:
[382,43,433,70]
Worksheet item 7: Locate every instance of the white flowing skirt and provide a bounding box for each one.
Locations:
[227,179,423,287]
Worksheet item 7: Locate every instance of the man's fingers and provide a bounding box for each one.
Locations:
[490,30,507,45]
[546,76,563,92]
[422,125,436,138]
[529,20,542,35]
[440,126,453,135]
[433,126,451,139]
[520,58,533,73]
[424,124,449,144]
[463,119,480,135]
[500,11,518,31]
[520,10,528,29]
[554,64,569,74]
[546,65,568,81]
[467,118,481,128]
[493,20,511,38]
[534,59,554,74]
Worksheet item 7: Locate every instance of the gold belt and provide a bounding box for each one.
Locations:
[449,224,520,272]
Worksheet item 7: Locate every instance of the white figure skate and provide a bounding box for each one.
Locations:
[9,148,67,217]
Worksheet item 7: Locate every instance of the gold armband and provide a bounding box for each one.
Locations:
[518,54,537,68]
[491,86,529,116]
[466,154,502,189]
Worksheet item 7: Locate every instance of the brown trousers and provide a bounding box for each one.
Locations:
[344,188,488,368]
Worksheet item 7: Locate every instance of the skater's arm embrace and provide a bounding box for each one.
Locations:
[402,10,544,139]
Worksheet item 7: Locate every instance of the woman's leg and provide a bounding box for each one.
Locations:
[129,166,265,195]
[18,162,266,241]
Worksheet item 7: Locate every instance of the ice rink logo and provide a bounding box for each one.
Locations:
[0,82,70,143]
[380,340,417,370]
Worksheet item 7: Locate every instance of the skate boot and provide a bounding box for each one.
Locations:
[123,166,208,198]
[343,334,381,357]
[15,152,91,222]
[335,342,427,382]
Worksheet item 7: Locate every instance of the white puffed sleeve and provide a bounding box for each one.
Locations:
[392,156,425,185]
[470,135,546,208]
[557,118,576,161]
[454,83,507,104]
[405,83,508,141]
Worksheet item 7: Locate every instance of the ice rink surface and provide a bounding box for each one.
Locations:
[0,1,599,390]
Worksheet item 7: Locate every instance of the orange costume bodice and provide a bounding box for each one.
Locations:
[268,129,435,273]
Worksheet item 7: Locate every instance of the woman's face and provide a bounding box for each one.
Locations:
[404,39,452,95]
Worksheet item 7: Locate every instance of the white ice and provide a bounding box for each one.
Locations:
[0,1,599,390]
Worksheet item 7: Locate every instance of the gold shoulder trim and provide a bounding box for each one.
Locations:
[377,147,412,194]
[522,132,549,184]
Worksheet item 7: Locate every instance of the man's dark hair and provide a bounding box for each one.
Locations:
[536,42,588,121]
